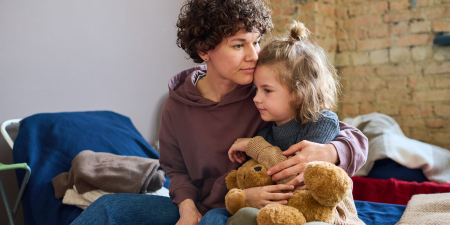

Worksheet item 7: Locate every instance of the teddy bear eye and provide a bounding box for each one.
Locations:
[254,167,262,172]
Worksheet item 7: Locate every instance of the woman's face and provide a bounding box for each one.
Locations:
[204,29,261,85]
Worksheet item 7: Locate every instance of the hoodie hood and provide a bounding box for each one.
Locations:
[168,65,256,107]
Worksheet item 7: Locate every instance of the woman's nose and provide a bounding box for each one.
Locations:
[246,45,259,62]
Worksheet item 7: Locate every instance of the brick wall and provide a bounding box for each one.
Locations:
[269,0,450,150]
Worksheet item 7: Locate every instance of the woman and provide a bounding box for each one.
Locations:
[72,1,367,225]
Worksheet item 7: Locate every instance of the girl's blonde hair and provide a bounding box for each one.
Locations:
[257,20,340,123]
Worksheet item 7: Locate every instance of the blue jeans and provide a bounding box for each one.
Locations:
[71,194,179,225]
[198,208,230,225]
[71,194,230,225]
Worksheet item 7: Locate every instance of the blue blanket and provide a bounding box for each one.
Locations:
[13,111,162,225]
[355,200,406,225]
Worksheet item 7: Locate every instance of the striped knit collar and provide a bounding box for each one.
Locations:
[271,119,301,141]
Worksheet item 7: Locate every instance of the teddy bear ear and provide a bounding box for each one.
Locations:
[225,170,239,190]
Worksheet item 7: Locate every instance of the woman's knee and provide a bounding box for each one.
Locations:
[72,194,179,225]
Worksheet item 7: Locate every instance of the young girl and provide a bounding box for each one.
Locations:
[227,21,364,225]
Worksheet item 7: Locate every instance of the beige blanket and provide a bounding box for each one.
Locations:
[63,186,112,210]
[396,192,450,224]
[52,150,165,199]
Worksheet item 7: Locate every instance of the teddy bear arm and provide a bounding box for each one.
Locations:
[246,136,288,170]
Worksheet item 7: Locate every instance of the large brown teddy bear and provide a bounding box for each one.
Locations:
[224,136,354,225]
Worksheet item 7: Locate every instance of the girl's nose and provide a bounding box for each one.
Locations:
[253,90,261,103]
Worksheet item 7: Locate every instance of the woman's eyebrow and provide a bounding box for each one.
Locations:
[229,36,261,42]
[229,38,247,42]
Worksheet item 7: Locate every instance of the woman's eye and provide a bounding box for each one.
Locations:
[264,89,272,93]
[235,44,243,49]
[253,40,261,46]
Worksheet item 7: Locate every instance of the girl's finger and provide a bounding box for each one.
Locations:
[259,200,275,209]
[266,184,294,192]
[228,151,234,161]
[268,192,293,200]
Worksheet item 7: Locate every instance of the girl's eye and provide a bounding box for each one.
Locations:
[253,40,261,46]
[264,89,272,93]
[235,44,243,49]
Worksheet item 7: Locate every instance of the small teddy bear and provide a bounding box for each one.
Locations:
[225,136,360,225]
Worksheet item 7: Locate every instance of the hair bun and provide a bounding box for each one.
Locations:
[289,21,310,41]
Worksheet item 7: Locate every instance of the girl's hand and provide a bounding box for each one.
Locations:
[228,138,252,163]
[267,140,339,190]
[243,184,294,209]
[177,199,202,225]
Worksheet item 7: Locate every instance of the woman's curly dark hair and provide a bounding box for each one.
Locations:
[176,0,273,63]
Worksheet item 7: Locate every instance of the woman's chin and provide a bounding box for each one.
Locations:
[236,76,254,85]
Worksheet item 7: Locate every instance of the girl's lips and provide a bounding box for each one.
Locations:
[258,108,266,113]
[240,68,255,73]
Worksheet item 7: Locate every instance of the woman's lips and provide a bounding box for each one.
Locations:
[240,67,255,73]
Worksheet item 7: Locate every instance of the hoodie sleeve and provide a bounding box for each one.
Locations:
[159,103,199,206]
[330,121,368,177]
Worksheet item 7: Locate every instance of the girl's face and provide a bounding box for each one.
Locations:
[253,65,294,126]
[203,29,261,85]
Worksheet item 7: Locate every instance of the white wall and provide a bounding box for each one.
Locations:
[0,1,196,224]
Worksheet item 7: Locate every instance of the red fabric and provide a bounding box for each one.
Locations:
[351,176,450,205]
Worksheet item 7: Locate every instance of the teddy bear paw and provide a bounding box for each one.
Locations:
[257,204,306,225]
[225,189,248,215]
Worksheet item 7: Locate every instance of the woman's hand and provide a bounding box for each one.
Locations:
[177,199,202,225]
[243,184,294,209]
[228,138,252,163]
[267,140,339,190]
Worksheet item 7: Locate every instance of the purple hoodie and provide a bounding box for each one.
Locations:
[159,65,368,215]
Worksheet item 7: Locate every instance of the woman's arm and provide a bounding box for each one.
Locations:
[267,121,368,188]
[330,121,369,176]
[159,103,201,225]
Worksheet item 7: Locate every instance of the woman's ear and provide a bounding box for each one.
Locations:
[197,50,209,62]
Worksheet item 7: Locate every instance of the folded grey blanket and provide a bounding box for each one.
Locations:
[52,150,165,199]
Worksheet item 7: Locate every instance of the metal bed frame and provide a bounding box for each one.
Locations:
[1,119,31,225]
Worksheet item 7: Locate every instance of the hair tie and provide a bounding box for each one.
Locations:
[289,36,301,41]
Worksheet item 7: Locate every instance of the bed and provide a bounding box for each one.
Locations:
[1,111,449,225]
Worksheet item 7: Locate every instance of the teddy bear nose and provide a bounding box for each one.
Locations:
[254,166,262,171]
